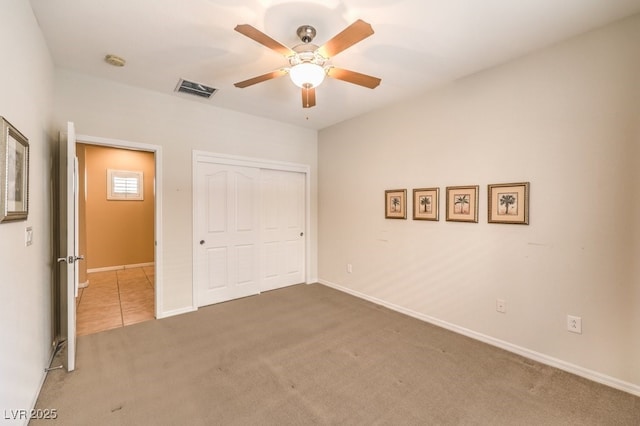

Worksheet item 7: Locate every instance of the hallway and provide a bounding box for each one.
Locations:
[76,266,155,336]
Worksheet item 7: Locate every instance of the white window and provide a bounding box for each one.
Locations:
[107,169,144,200]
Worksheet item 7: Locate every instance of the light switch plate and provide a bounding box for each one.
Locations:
[25,226,33,246]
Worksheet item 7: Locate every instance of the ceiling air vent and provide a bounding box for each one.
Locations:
[175,79,217,99]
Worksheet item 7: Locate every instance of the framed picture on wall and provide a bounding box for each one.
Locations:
[385,189,407,219]
[0,117,29,223]
[445,185,478,223]
[413,187,439,221]
[488,182,530,224]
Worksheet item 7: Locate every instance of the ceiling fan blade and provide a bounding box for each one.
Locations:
[317,19,374,58]
[234,24,295,57]
[234,69,287,88]
[302,86,316,108]
[327,67,381,89]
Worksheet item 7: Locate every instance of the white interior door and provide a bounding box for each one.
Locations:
[196,162,260,307]
[58,121,79,372]
[260,169,306,292]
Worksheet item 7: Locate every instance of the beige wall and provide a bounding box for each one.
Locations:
[319,15,640,390]
[79,144,155,270]
[53,70,318,316]
[0,0,54,416]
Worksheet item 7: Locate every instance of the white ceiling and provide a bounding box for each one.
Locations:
[29,0,640,130]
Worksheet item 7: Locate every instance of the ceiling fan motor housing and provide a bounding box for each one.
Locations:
[290,43,326,65]
[296,25,316,43]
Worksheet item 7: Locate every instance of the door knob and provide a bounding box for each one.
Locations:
[57,255,84,264]
[200,240,205,245]
[300,232,304,237]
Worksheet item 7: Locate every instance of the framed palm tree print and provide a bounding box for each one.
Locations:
[413,187,439,221]
[446,185,478,222]
[385,189,406,219]
[488,182,529,224]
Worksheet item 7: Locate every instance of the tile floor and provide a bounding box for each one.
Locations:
[76,266,155,336]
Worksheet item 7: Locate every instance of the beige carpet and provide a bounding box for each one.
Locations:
[33,284,639,425]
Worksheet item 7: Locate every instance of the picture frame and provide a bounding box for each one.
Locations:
[488,182,529,224]
[0,117,29,223]
[446,185,479,223]
[385,189,407,219]
[413,187,439,221]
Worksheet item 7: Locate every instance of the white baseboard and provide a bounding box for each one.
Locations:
[157,305,196,319]
[27,340,61,426]
[87,262,154,273]
[318,279,640,397]
[27,370,48,426]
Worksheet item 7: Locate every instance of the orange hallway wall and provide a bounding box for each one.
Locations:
[80,144,155,269]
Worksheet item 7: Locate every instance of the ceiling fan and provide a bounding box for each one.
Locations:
[234,19,381,108]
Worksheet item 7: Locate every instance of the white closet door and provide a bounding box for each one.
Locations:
[260,169,306,292]
[196,162,260,307]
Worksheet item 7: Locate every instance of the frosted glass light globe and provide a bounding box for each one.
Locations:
[289,63,326,88]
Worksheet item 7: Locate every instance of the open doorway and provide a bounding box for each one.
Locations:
[75,143,156,336]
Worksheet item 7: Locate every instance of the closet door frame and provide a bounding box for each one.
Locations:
[192,151,311,307]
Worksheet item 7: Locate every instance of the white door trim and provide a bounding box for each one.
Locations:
[76,134,165,319]
[192,151,311,308]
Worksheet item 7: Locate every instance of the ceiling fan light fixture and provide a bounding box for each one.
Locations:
[233,19,380,108]
[289,62,326,88]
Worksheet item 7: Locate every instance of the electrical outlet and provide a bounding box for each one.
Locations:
[496,299,506,313]
[347,263,353,274]
[567,315,582,334]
